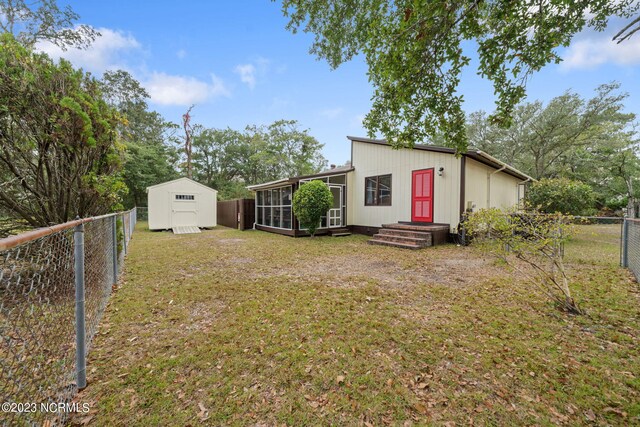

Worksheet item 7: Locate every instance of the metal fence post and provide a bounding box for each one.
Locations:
[74,221,87,390]
[622,219,629,268]
[112,215,118,283]
[123,214,127,255]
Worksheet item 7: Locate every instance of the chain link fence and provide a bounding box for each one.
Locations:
[621,218,640,281]
[0,208,137,426]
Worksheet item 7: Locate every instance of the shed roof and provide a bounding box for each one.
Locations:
[347,136,535,182]
[146,177,218,193]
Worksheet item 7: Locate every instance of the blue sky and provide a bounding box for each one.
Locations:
[37,1,640,166]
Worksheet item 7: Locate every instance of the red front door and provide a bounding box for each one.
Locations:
[412,169,434,223]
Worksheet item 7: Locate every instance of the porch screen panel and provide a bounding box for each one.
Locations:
[255,186,292,229]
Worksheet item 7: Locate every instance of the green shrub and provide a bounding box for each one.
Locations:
[526,178,595,215]
[465,207,581,314]
[292,180,333,237]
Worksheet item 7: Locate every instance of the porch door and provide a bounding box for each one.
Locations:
[411,169,433,223]
[328,185,343,228]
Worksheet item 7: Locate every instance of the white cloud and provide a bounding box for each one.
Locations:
[561,32,640,70]
[234,63,257,89]
[320,107,344,119]
[234,57,276,88]
[145,72,231,106]
[37,26,231,107]
[35,27,142,74]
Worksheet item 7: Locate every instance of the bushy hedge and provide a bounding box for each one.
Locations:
[526,178,595,215]
[292,180,333,236]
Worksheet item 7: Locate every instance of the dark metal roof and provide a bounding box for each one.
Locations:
[246,178,296,191]
[347,136,457,154]
[296,164,354,180]
[246,165,354,191]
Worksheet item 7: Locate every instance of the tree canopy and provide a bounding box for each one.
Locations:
[467,82,639,213]
[527,178,596,215]
[0,34,125,227]
[192,120,327,200]
[277,0,639,152]
[100,70,180,208]
[0,0,98,49]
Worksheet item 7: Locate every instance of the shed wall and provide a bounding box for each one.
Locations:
[147,179,217,230]
[148,187,169,230]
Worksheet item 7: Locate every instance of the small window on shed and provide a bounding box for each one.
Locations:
[175,194,195,201]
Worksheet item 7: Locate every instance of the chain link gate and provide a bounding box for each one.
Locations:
[621,218,640,281]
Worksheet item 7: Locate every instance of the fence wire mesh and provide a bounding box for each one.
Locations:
[622,218,640,281]
[83,218,116,350]
[136,207,147,221]
[0,209,136,426]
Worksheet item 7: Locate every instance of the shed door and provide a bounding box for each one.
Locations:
[411,169,433,223]
[171,193,198,227]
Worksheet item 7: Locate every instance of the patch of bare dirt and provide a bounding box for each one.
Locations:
[185,300,227,332]
[243,248,507,289]
[217,238,246,244]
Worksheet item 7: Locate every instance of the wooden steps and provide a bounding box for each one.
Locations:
[328,227,352,237]
[368,223,449,249]
[367,238,424,250]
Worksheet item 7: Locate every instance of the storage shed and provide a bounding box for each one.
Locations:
[146,178,217,231]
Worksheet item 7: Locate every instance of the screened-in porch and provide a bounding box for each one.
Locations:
[255,185,293,231]
[247,165,353,237]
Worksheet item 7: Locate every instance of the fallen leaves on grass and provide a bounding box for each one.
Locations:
[73,224,640,426]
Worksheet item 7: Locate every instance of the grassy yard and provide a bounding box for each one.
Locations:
[73,223,640,426]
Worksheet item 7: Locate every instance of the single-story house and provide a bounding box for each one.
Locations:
[147,177,217,232]
[247,136,534,248]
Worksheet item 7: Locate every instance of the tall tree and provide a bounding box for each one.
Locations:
[246,120,328,180]
[0,0,98,49]
[614,14,640,43]
[0,35,125,226]
[192,120,327,200]
[192,127,251,199]
[467,83,639,211]
[100,70,179,207]
[182,105,194,179]
[277,0,639,152]
[468,83,636,178]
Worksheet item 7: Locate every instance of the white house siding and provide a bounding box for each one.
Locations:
[464,158,521,212]
[346,171,355,226]
[349,140,462,232]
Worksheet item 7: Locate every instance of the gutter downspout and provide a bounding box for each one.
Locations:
[517,177,532,209]
[487,165,507,208]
